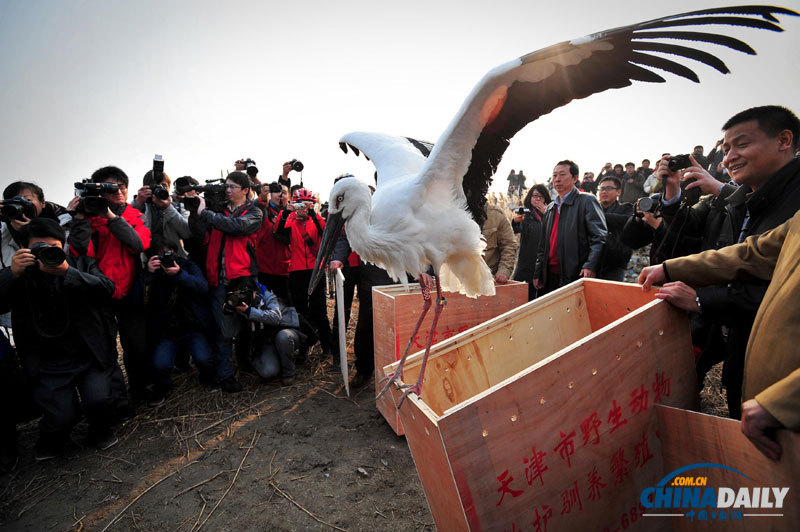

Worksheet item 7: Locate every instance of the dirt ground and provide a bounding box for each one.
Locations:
[0,284,731,531]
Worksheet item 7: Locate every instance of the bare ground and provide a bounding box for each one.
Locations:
[0,287,732,531]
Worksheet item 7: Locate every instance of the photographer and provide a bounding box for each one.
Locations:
[188,171,263,393]
[67,166,151,413]
[131,168,192,258]
[596,176,634,281]
[620,162,646,204]
[275,188,332,357]
[255,181,292,303]
[232,279,313,386]
[131,236,217,405]
[511,185,551,300]
[0,218,118,459]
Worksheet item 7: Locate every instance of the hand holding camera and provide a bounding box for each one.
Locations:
[10,245,68,278]
[680,154,722,198]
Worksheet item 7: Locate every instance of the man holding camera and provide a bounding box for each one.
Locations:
[189,171,263,393]
[0,218,118,459]
[533,160,607,296]
[620,162,646,204]
[132,166,192,258]
[596,176,634,282]
[68,167,151,413]
[255,181,292,303]
[647,105,800,417]
[482,202,517,285]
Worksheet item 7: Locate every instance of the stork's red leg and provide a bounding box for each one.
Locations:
[375,283,433,400]
[397,276,446,409]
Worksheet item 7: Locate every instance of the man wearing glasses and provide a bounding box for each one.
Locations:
[596,176,634,282]
[190,172,263,393]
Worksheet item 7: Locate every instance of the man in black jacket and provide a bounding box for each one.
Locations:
[654,105,800,417]
[0,218,117,460]
[596,176,634,281]
[533,160,607,295]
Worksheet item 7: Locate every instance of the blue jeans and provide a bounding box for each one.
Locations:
[210,283,242,382]
[152,332,215,391]
[251,329,304,379]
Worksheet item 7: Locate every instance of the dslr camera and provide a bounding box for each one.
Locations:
[667,154,693,172]
[515,207,530,215]
[149,154,170,201]
[158,250,176,269]
[74,180,119,216]
[288,159,304,172]
[29,242,67,268]
[223,287,254,314]
[176,179,228,213]
[635,196,662,219]
[0,196,36,222]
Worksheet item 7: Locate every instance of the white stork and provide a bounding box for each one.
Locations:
[309,5,798,407]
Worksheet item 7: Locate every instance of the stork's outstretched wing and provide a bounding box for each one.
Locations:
[338,132,434,187]
[412,5,797,226]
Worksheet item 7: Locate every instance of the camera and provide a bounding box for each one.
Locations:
[289,159,304,172]
[516,207,530,215]
[635,196,662,218]
[149,155,170,201]
[0,196,36,222]
[223,287,254,314]
[668,154,693,172]
[158,250,176,268]
[176,180,227,213]
[74,180,119,216]
[292,202,306,210]
[30,242,67,267]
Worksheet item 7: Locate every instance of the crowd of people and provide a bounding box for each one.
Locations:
[0,105,797,466]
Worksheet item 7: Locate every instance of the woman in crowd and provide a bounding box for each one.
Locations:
[511,184,551,301]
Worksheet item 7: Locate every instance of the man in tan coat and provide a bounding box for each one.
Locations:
[481,203,518,284]
[639,210,800,460]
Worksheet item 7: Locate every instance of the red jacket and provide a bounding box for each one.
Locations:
[278,211,325,272]
[201,202,262,287]
[84,205,151,299]
[255,202,290,276]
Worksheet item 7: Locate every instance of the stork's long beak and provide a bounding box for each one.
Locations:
[308,211,345,296]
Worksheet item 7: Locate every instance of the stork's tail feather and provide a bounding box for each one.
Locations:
[439,253,496,298]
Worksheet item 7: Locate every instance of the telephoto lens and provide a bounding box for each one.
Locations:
[30,242,67,267]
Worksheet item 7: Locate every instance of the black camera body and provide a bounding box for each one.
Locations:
[289,159,304,172]
[74,181,119,217]
[668,154,693,172]
[158,250,176,269]
[176,181,227,213]
[1,196,37,222]
[516,207,531,215]
[223,287,254,314]
[635,196,662,219]
[30,242,67,267]
[149,155,170,201]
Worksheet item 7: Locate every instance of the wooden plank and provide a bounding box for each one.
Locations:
[432,300,696,531]
[582,279,657,331]
[394,395,470,531]
[373,282,527,435]
[657,405,800,532]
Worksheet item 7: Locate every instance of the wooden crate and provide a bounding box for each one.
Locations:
[372,281,528,435]
[385,279,699,531]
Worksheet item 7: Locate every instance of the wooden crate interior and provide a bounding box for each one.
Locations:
[391,280,656,417]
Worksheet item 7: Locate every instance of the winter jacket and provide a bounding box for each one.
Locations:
[68,203,151,299]
[598,201,634,276]
[481,205,518,278]
[512,210,544,284]
[255,201,290,276]
[131,201,193,258]
[190,200,263,287]
[275,210,326,272]
[534,189,607,286]
[620,171,647,204]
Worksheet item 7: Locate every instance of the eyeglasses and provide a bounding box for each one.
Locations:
[532,193,544,199]
[599,186,618,192]
[224,184,241,190]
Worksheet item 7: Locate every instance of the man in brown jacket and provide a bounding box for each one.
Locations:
[639,209,800,460]
[481,203,518,284]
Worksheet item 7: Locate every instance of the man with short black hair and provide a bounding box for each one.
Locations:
[620,161,645,204]
[533,160,607,295]
[0,218,118,459]
[596,176,634,281]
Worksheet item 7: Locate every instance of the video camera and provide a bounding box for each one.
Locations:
[29,242,67,267]
[74,180,119,216]
[0,196,37,222]
[149,154,170,201]
[223,286,254,314]
[176,179,227,213]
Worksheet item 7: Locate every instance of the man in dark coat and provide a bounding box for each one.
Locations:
[0,218,117,460]
[533,160,607,295]
[596,176,634,281]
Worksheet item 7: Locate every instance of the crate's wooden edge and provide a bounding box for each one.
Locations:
[384,282,586,376]
[438,297,665,418]
[373,280,528,299]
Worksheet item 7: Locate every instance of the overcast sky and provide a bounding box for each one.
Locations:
[1,0,798,205]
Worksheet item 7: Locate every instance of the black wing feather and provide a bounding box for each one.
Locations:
[460,5,797,225]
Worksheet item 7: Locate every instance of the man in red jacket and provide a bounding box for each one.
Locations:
[189,172,263,392]
[255,181,291,303]
[67,166,151,414]
[276,188,332,356]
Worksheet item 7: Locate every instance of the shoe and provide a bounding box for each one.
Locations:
[114,405,136,425]
[350,372,373,389]
[204,383,220,393]
[281,376,295,386]
[147,386,171,407]
[34,438,64,461]
[219,377,242,393]
[90,429,119,451]
[147,395,166,407]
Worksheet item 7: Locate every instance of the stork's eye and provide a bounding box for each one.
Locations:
[336,194,344,207]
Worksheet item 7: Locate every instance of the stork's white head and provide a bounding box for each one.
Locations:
[327,176,372,222]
